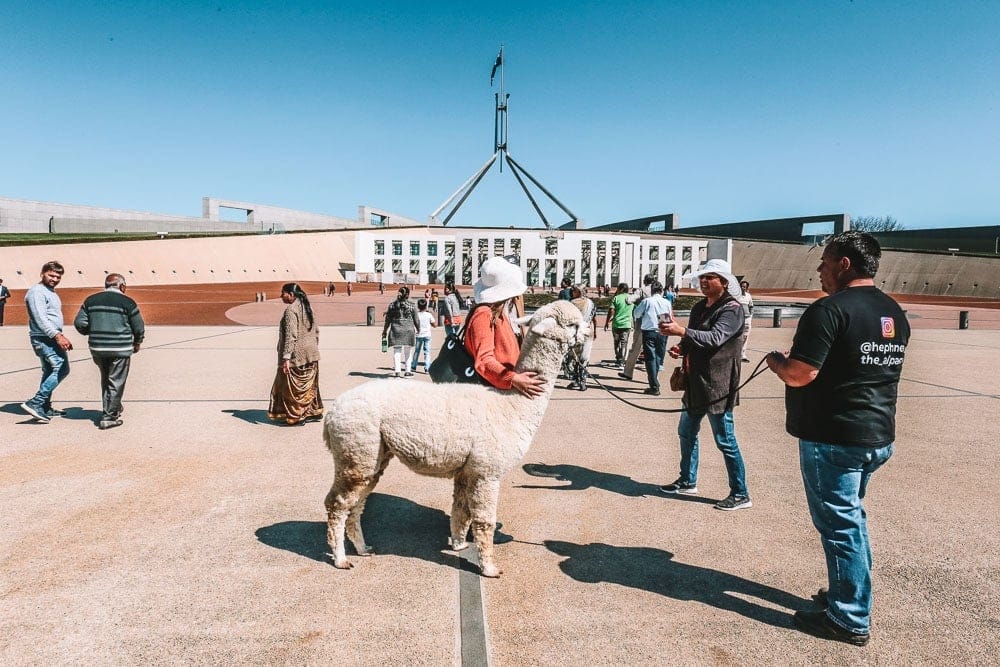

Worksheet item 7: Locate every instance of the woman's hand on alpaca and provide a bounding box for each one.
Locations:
[511,371,545,398]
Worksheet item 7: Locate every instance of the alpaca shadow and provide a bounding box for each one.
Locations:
[255,493,453,568]
[348,371,395,379]
[520,463,716,505]
[546,540,807,629]
[222,408,273,425]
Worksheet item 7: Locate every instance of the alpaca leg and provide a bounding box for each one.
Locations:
[468,477,503,578]
[325,473,370,569]
[325,485,353,569]
[449,472,473,550]
[346,452,392,556]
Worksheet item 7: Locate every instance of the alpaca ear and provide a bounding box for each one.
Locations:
[529,316,556,336]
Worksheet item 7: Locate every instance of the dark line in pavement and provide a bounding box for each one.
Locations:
[0,328,264,377]
[457,550,490,667]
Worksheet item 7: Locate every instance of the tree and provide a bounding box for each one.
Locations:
[851,215,904,232]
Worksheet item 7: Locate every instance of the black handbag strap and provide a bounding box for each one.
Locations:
[454,303,491,344]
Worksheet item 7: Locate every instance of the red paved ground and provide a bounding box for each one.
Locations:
[2,282,997,328]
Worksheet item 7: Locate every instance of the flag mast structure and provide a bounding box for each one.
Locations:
[429,46,580,229]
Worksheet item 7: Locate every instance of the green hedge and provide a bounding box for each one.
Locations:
[522,292,701,313]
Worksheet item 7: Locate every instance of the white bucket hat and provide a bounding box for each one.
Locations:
[687,258,741,298]
[474,256,528,304]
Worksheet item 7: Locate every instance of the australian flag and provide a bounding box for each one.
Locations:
[490,49,502,85]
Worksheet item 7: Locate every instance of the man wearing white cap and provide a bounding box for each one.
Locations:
[659,258,751,511]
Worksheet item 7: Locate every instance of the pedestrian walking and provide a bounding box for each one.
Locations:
[21,261,73,422]
[382,286,419,377]
[268,283,323,425]
[410,298,437,373]
[0,277,9,325]
[73,273,145,430]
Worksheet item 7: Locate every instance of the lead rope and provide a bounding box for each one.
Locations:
[567,345,772,414]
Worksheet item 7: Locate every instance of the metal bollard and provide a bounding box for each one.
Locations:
[366,305,376,326]
[772,308,782,328]
[959,310,969,330]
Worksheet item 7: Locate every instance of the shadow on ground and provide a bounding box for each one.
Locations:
[348,371,394,379]
[222,408,274,425]
[546,540,810,629]
[520,463,717,505]
[255,493,453,567]
[1,403,100,423]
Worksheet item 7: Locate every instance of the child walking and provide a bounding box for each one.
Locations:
[411,298,436,373]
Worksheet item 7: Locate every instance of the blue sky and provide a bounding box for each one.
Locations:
[2,1,997,230]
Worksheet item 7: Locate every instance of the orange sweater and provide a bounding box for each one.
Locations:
[464,306,520,389]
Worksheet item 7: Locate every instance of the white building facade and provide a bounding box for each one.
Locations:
[353,227,727,289]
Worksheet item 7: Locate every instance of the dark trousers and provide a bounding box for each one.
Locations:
[93,355,131,421]
[0,304,5,325]
[641,329,667,390]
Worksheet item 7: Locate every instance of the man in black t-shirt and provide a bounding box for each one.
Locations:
[766,231,909,646]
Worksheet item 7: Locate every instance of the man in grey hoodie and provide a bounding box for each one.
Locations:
[21,261,73,423]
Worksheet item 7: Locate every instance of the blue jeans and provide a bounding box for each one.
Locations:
[411,336,431,371]
[799,439,893,634]
[677,410,748,496]
[28,336,70,410]
[641,330,667,390]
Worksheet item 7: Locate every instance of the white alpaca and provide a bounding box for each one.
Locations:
[323,300,586,577]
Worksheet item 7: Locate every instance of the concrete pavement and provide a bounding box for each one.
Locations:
[1,322,998,664]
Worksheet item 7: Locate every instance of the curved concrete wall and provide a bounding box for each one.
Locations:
[732,240,999,298]
[0,231,356,289]
[1,232,995,298]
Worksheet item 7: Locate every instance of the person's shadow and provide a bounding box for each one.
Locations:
[545,540,807,628]
[520,463,716,505]
[348,371,394,379]
[222,408,273,425]
[0,403,100,423]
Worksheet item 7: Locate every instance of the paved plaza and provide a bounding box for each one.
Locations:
[1,318,998,664]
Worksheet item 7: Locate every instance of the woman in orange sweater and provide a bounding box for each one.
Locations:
[464,256,546,398]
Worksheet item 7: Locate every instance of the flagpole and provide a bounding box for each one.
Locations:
[430,44,580,229]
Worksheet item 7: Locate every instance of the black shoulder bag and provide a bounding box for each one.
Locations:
[429,305,490,385]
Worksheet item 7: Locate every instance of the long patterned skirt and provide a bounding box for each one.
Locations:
[268,361,324,425]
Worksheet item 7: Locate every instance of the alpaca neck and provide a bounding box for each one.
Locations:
[509,335,566,438]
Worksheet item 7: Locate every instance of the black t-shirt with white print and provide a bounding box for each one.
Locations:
[786,286,909,446]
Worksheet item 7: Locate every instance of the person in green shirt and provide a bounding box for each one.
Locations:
[604,282,634,368]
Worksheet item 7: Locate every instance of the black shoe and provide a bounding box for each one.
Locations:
[617,372,633,381]
[793,609,869,646]
[643,387,660,395]
[21,402,50,423]
[567,382,580,390]
[715,494,753,510]
[98,419,124,430]
[813,587,829,607]
[659,479,698,495]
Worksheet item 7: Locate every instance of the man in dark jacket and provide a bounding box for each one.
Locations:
[74,273,145,430]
